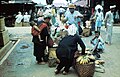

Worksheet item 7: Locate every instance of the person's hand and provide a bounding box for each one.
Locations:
[83,14,87,16]
[45,46,49,54]
[74,16,77,19]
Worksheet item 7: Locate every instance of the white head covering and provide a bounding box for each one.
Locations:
[67,24,77,36]
[95,4,103,11]
[18,11,22,15]
[110,5,116,9]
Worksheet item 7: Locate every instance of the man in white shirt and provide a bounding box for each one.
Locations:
[23,12,31,26]
[104,5,116,45]
[64,4,83,35]
[95,8,104,32]
[15,12,23,27]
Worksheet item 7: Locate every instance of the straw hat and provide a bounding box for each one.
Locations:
[68,4,76,9]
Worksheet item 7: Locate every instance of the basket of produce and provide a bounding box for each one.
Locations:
[75,55,95,77]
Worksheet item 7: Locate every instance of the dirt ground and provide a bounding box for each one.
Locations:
[0,26,120,77]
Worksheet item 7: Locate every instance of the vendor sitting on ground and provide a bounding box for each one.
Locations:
[90,31,104,58]
[55,24,86,75]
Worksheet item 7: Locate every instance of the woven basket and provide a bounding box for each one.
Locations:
[75,62,95,77]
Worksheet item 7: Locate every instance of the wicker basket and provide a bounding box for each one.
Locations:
[75,62,95,77]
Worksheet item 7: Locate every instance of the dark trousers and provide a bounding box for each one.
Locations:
[56,57,73,72]
[34,43,48,62]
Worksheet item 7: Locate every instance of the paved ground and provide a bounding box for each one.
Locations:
[0,25,120,77]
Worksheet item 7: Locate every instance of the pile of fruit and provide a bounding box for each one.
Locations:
[76,54,95,65]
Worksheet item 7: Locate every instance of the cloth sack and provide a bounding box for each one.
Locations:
[82,28,91,37]
[48,48,60,67]
[48,57,57,67]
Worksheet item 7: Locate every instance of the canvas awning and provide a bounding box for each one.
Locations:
[74,0,87,7]
[53,0,68,7]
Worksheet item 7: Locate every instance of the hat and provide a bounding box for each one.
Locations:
[67,24,77,36]
[68,4,76,9]
[110,5,116,9]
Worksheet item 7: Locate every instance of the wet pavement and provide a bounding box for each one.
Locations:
[0,26,120,77]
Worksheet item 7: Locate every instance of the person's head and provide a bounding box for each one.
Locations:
[18,11,22,15]
[30,21,36,27]
[67,24,77,36]
[84,6,89,11]
[43,12,51,23]
[95,31,100,38]
[60,6,62,8]
[68,4,76,13]
[52,5,55,8]
[110,5,116,12]
[25,12,28,15]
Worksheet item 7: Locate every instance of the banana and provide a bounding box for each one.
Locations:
[82,59,85,64]
[80,59,84,64]
[79,59,82,64]
[84,59,88,64]
[85,59,88,64]
[76,56,83,62]
[88,55,95,60]
[77,55,90,65]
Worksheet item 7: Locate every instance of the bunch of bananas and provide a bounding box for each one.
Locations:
[95,60,105,65]
[76,55,90,64]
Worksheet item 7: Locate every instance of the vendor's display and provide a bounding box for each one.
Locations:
[74,48,105,77]
[75,54,95,77]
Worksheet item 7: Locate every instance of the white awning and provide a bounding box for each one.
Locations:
[53,0,68,7]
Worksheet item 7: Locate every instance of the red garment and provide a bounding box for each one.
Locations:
[31,23,47,36]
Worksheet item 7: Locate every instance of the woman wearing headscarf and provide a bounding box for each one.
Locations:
[55,24,86,75]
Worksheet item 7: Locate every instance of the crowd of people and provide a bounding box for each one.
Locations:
[13,2,118,75]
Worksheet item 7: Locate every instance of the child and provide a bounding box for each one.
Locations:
[90,31,104,58]
[30,21,43,41]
